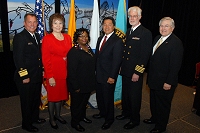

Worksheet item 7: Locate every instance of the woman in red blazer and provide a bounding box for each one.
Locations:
[42,13,72,129]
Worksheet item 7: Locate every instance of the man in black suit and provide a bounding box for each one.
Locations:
[92,16,123,130]
[13,13,46,132]
[116,6,152,129]
[143,17,184,133]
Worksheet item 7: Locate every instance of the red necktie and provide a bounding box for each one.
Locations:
[100,36,107,51]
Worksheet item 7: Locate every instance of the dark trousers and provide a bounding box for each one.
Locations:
[121,75,143,124]
[96,82,115,123]
[16,82,41,128]
[193,78,200,116]
[150,88,175,130]
[70,92,90,126]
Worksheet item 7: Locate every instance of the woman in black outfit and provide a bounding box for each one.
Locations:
[67,28,96,132]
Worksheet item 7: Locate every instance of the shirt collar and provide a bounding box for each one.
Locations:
[161,33,172,42]
[25,28,35,37]
[131,23,141,32]
[104,31,114,39]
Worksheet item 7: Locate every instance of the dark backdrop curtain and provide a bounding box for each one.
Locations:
[128,0,200,85]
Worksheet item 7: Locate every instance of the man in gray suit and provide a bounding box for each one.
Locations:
[143,17,184,133]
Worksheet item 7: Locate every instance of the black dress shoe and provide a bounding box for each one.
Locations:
[123,121,139,129]
[49,121,58,129]
[150,128,166,133]
[92,114,103,119]
[71,124,85,132]
[34,119,46,124]
[101,122,113,130]
[22,125,39,132]
[116,115,129,120]
[54,116,67,124]
[143,119,155,124]
[82,117,92,123]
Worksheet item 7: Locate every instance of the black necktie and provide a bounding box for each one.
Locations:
[32,35,38,44]
[130,29,133,35]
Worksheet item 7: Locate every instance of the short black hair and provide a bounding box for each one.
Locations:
[102,16,116,26]
[73,28,90,44]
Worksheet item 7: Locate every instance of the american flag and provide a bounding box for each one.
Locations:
[35,0,47,110]
[34,0,44,40]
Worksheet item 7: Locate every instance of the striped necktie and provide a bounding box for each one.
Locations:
[154,37,163,51]
[99,36,107,51]
[32,34,38,44]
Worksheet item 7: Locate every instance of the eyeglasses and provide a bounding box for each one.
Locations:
[159,25,172,28]
[79,35,88,39]
[128,15,139,19]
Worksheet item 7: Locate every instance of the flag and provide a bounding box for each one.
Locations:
[87,0,99,108]
[68,0,76,43]
[65,0,76,106]
[114,0,127,105]
[89,0,99,52]
[34,0,45,40]
[116,0,127,33]
[35,0,47,110]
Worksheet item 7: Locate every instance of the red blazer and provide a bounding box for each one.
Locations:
[42,33,72,79]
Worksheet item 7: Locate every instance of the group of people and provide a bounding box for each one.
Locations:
[115,6,183,133]
[13,5,183,133]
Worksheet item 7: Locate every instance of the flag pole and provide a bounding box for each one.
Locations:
[42,0,46,36]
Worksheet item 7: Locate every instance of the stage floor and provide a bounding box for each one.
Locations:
[0,74,200,133]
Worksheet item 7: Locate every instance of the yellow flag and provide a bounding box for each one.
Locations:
[68,0,76,45]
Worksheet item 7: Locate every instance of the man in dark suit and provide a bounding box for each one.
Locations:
[143,17,184,133]
[116,6,152,129]
[13,13,46,132]
[92,16,123,130]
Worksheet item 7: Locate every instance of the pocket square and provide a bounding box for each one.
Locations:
[28,42,33,45]
[132,37,140,40]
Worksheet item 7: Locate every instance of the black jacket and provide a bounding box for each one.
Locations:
[95,32,123,83]
[120,25,152,77]
[148,33,184,90]
[67,44,96,93]
[13,29,42,83]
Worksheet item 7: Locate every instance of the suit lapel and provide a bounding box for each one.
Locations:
[95,36,103,55]
[23,29,39,47]
[153,35,161,47]
[152,34,174,55]
[99,33,115,53]
[35,33,41,45]
[126,25,142,42]
[163,34,173,44]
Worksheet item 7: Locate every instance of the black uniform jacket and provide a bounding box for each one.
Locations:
[120,25,152,77]
[13,29,43,83]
